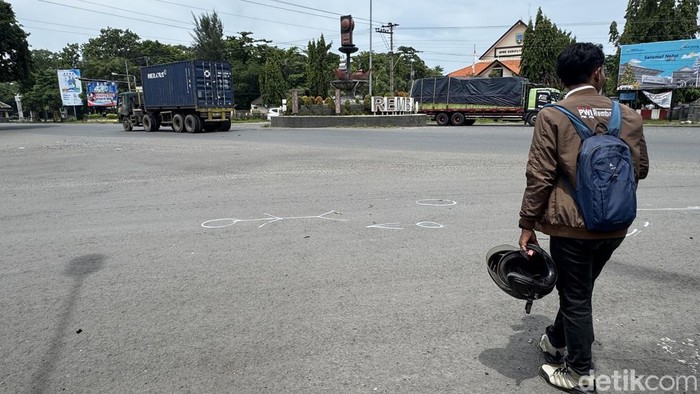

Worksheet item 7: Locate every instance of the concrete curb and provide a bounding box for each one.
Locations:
[271,114,427,128]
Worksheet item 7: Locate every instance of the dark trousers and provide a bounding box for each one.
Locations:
[546,236,625,375]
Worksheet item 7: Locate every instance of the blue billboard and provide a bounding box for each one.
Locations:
[619,39,700,90]
[86,81,119,107]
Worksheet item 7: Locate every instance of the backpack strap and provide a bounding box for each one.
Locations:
[606,100,621,138]
[543,103,593,139]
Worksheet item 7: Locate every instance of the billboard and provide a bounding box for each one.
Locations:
[618,39,700,90]
[86,81,118,107]
[57,69,83,106]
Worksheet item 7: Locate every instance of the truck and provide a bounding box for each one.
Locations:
[117,60,234,132]
[410,76,560,126]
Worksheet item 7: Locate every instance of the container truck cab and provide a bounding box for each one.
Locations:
[117,91,146,131]
[525,86,560,126]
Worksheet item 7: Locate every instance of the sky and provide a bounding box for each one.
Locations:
[8,0,629,74]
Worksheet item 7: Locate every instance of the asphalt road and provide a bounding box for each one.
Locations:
[1,122,698,393]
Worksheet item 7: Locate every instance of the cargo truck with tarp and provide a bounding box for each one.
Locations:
[410,76,560,126]
[117,60,234,132]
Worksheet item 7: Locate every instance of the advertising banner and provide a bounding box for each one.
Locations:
[86,81,119,107]
[57,69,83,106]
[618,39,700,90]
[642,91,672,108]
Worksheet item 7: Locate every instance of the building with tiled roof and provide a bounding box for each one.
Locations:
[0,101,12,122]
[448,20,526,78]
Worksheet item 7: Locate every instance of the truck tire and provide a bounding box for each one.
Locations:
[184,114,201,133]
[450,112,465,126]
[218,120,232,131]
[172,114,185,133]
[122,118,133,131]
[464,119,476,126]
[526,112,537,126]
[435,112,449,126]
[143,114,155,132]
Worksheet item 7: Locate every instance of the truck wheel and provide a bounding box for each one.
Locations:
[526,112,537,126]
[464,119,476,126]
[143,114,155,132]
[122,118,133,131]
[450,112,465,126]
[218,120,231,131]
[435,112,449,126]
[172,114,185,133]
[184,114,201,133]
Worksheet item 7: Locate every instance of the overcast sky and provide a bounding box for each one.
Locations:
[9,0,628,74]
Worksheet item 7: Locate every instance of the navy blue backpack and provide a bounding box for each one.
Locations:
[546,101,637,232]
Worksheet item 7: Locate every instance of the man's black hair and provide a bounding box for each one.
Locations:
[556,43,605,87]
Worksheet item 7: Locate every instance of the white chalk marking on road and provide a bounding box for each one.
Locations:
[202,210,347,229]
[416,199,457,206]
[638,206,700,211]
[626,221,650,237]
[367,223,404,230]
[416,221,444,229]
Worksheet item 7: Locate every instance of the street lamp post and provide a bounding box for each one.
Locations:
[111,72,136,91]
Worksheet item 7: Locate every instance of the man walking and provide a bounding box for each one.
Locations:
[518,42,649,393]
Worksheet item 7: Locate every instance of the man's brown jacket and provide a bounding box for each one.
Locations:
[519,87,650,239]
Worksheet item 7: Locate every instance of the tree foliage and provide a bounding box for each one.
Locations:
[259,50,288,106]
[618,0,699,45]
[306,35,338,97]
[191,11,226,61]
[607,0,700,95]
[520,8,574,87]
[0,0,32,85]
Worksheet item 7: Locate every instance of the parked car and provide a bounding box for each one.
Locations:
[267,107,282,121]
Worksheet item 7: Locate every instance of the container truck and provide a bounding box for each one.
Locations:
[410,76,560,126]
[117,60,234,132]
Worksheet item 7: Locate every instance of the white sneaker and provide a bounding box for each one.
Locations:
[539,333,566,364]
[539,363,596,393]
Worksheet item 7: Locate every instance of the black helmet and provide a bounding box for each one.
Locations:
[486,243,557,313]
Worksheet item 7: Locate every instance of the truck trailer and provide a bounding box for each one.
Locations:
[410,76,560,126]
[117,60,234,132]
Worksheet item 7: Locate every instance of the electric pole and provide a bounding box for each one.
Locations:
[375,22,398,94]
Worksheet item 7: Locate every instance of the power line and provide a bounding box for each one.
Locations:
[37,0,193,31]
[156,0,337,33]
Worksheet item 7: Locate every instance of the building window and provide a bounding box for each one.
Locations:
[489,68,504,78]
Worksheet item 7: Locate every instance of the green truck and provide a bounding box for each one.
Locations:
[410,76,560,126]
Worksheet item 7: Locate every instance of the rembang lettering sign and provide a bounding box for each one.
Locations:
[618,38,700,90]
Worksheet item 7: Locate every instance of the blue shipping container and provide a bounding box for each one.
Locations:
[140,60,234,109]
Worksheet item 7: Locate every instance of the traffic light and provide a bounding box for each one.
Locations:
[340,15,355,47]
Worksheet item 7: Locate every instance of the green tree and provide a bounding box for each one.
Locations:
[620,0,699,44]
[224,32,271,109]
[137,41,191,65]
[22,69,63,117]
[0,82,18,109]
[520,8,574,87]
[259,51,288,106]
[306,35,338,97]
[281,47,307,90]
[191,11,226,61]
[56,43,82,69]
[82,28,141,61]
[0,0,32,85]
